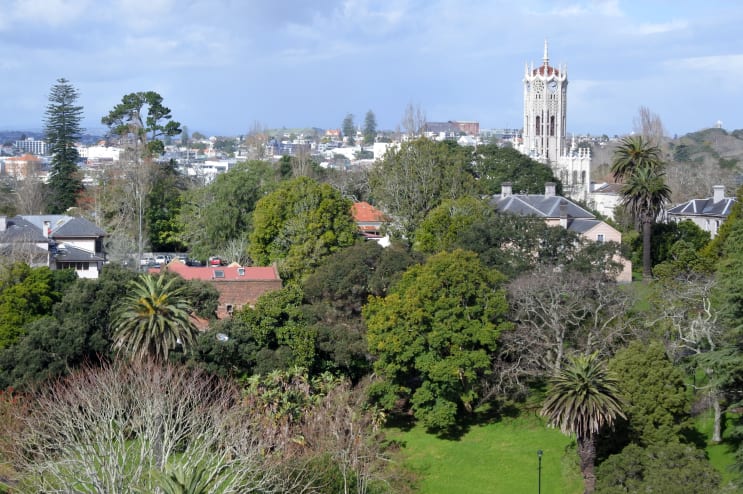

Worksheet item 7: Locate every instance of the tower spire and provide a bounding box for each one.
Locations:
[543,39,549,66]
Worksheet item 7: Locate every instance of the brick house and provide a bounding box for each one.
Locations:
[156,261,282,319]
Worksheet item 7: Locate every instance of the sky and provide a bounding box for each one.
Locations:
[0,0,742,138]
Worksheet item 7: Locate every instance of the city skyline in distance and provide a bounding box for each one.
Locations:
[0,1,740,138]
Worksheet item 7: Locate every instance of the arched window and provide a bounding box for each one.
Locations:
[535,116,541,136]
[550,116,555,136]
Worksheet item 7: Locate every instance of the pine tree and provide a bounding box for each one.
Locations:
[44,78,84,213]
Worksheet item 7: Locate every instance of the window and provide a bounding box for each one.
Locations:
[226,304,234,315]
[597,234,605,243]
[237,267,245,276]
[214,270,225,278]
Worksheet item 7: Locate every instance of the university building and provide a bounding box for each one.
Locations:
[517,42,591,202]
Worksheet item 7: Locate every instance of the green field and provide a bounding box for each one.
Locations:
[386,413,583,494]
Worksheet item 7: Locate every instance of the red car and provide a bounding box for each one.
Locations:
[208,256,223,266]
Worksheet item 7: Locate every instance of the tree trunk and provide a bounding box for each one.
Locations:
[712,390,723,443]
[642,218,653,280]
[577,435,597,494]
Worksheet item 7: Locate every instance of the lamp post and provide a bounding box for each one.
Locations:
[537,449,543,494]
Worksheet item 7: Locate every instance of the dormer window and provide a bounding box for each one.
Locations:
[214,270,225,278]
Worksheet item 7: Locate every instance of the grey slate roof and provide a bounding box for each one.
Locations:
[19,215,106,238]
[667,197,736,218]
[53,243,105,263]
[491,194,595,220]
[0,216,48,243]
[566,218,602,234]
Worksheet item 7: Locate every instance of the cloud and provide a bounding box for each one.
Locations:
[633,19,689,36]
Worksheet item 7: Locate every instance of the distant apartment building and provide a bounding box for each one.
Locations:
[424,121,480,140]
[14,137,48,156]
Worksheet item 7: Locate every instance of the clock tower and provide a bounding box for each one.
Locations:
[519,41,590,200]
[522,40,567,160]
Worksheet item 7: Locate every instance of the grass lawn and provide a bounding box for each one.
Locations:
[386,412,583,494]
[696,410,739,486]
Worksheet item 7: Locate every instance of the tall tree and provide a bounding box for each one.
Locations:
[342,113,355,145]
[102,92,182,262]
[102,91,182,156]
[368,138,476,240]
[363,110,377,145]
[44,78,84,213]
[541,353,625,494]
[611,136,671,279]
[249,176,357,282]
[111,274,198,362]
[364,250,510,432]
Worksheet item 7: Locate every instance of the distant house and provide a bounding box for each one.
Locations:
[155,261,282,319]
[666,185,736,238]
[491,182,632,282]
[0,215,107,279]
[351,201,390,247]
[588,182,623,220]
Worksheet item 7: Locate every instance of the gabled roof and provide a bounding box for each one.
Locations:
[0,216,48,243]
[667,197,736,218]
[156,261,281,282]
[19,215,106,238]
[351,202,387,223]
[491,194,595,220]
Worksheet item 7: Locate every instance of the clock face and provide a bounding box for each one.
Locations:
[548,80,558,92]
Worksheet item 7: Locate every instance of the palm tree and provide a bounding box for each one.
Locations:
[610,135,663,183]
[541,353,625,494]
[611,136,671,279]
[112,274,198,362]
[621,166,672,278]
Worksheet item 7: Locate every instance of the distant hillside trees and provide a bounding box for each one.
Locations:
[44,78,84,213]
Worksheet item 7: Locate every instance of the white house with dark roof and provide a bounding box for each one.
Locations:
[491,182,632,282]
[666,185,736,239]
[0,215,106,279]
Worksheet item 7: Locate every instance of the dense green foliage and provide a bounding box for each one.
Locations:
[102,91,182,156]
[249,176,358,282]
[413,196,493,254]
[177,160,279,261]
[365,250,510,431]
[44,78,84,213]
[368,138,476,240]
[0,264,76,349]
[469,144,560,195]
[146,160,188,252]
[607,341,692,446]
[595,442,720,493]
[111,274,199,362]
[304,241,419,380]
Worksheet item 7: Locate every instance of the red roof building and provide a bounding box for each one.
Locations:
[154,262,282,319]
[351,201,387,236]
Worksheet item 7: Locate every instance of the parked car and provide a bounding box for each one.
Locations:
[155,255,170,265]
[208,256,223,266]
[140,257,155,266]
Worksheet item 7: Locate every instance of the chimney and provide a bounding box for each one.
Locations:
[501,182,513,198]
[0,216,5,232]
[43,220,51,238]
[559,200,568,229]
[713,185,725,203]
[545,182,556,197]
